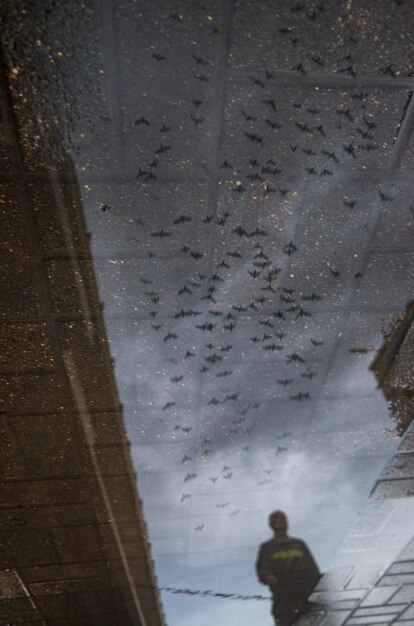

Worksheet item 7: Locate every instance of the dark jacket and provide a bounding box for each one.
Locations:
[256,536,321,607]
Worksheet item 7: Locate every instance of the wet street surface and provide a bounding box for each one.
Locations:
[1,1,414,625]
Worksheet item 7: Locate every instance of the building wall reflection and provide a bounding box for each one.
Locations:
[0,51,165,626]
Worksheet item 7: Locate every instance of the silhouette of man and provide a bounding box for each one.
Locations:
[256,510,321,626]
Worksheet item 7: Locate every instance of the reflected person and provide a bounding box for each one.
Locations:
[256,510,321,626]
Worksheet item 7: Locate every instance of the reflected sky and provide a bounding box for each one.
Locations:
[4,0,414,623]
[73,3,414,624]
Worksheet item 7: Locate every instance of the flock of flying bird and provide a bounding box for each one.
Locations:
[99,1,410,532]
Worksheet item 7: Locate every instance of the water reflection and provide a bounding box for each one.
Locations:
[2,0,414,624]
[256,511,321,626]
[370,300,414,436]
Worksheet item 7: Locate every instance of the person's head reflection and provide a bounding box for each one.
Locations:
[269,510,289,536]
[256,511,322,626]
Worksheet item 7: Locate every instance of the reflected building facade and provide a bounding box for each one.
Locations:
[370,300,414,436]
[0,52,165,626]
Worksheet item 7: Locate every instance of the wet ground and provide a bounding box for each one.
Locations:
[1,1,414,625]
